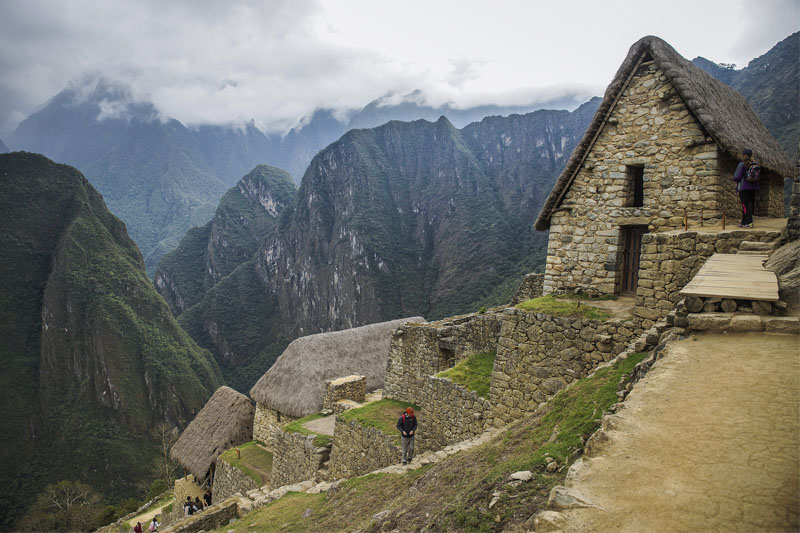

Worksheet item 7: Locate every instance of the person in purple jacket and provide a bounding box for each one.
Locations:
[732,148,759,227]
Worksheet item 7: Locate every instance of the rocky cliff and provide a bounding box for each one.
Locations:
[155,165,296,315]
[168,101,600,392]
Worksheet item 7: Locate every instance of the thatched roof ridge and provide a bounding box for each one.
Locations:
[170,386,254,480]
[535,35,795,231]
[249,317,425,418]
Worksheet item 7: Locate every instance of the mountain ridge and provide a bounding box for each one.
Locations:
[0,152,222,529]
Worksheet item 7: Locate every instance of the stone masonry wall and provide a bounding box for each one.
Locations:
[253,403,298,452]
[511,273,545,304]
[323,375,366,413]
[328,418,423,479]
[383,311,503,405]
[489,308,639,426]
[633,228,783,329]
[270,429,330,488]
[213,456,260,502]
[543,60,781,296]
[418,376,491,449]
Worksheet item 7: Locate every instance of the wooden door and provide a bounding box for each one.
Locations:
[620,226,647,294]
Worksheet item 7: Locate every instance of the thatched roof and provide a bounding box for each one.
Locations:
[170,386,254,480]
[535,35,795,231]
[249,317,425,418]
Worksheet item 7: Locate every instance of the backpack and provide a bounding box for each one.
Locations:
[149,522,156,532]
[745,162,761,183]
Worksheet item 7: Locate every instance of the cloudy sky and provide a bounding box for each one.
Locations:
[0,0,797,137]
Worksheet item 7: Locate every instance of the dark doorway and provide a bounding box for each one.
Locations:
[620,226,648,294]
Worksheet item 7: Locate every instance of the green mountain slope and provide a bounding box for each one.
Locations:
[693,31,799,160]
[0,152,222,529]
[155,165,296,315]
[167,101,599,392]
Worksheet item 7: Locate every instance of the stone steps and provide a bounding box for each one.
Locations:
[738,240,780,253]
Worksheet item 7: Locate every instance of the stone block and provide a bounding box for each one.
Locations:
[763,317,800,334]
[687,313,732,331]
[730,315,763,332]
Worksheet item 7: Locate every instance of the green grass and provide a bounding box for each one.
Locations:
[516,294,611,320]
[338,399,420,443]
[283,413,333,447]
[436,351,496,398]
[219,441,273,486]
[556,291,618,301]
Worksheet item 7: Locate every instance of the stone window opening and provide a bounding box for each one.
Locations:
[438,347,456,372]
[625,165,644,207]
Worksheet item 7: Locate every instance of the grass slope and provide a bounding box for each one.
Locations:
[217,353,646,532]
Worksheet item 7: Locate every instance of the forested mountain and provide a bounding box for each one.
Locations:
[0,153,222,529]
[155,165,296,315]
[693,31,799,160]
[161,100,600,392]
[7,83,560,274]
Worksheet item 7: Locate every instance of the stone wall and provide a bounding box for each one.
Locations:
[323,375,366,413]
[253,403,297,452]
[383,311,503,405]
[789,179,800,242]
[542,60,784,296]
[489,308,639,426]
[270,429,330,487]
[213,456,260,502]
[162,496,241,533]
[418,376,491,449]
[633,228,783,328]
[328,418,419,479]
[511,273,545,304]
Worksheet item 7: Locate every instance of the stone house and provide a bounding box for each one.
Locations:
[170,386,255,485]
[249,317,423,449]
[534,36,794,297]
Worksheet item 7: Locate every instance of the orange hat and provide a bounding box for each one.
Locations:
[406,407,414,415]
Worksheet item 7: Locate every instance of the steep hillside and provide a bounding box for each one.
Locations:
[693,31,799,159]
[171,101,599,392]
[155,165,296,315]
[0,153,222,529]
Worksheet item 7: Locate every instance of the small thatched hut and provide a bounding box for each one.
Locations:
[534,35,794,296]
[249,317,424,446]
[170,386,254,482]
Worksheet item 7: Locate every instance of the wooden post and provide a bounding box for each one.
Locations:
[236,448,241,459]
[722,212,726,230]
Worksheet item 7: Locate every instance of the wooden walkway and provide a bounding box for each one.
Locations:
[680,254,779,301]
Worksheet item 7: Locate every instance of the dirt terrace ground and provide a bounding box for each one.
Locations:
[559,331,800,532]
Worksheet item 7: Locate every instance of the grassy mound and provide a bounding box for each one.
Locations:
[283,413,334,447]
[218,441,272,486]
[339,399,421,443]
[436,351,496,398]
[516,294,611,320]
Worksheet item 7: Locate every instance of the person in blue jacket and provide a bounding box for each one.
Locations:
[732,148,760,227]
[397,407,417,465]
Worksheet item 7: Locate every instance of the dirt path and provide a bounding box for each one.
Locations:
[126,498,173,530]
[557,331,800,532]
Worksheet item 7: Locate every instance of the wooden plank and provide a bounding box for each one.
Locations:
[679,252,778,302]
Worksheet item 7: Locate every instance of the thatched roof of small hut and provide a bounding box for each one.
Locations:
[170,386,254,480]
[249,317,425,418]
[535,35,795,231]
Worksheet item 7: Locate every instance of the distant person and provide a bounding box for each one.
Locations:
[194,496,204,512]
[732,148,760,227]
[203,489,212,508]
[134,521,143,533]
[396,407,417,465]
[148,516,160,532]
[184,496,193,516]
